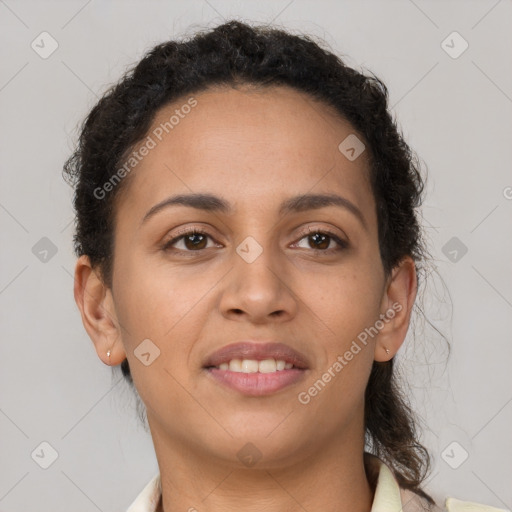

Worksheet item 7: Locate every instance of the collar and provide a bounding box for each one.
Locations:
[126,454,408,512]
[125,453,506,512]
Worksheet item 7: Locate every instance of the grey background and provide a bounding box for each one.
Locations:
[1,0,511,510]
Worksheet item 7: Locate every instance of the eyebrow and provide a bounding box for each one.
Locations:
[141,192,367,230]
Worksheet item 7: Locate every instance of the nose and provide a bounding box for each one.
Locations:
[219,242,298,324]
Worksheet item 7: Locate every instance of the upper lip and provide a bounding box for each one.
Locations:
[202,341,310,370]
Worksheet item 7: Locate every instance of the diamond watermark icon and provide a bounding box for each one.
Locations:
[31,441,59,469]
[236,236,263,264]
[32,237,58,263]
[441,441,469,469]
[442,236,468,263]
[237,442,262,467]
[441,31,468,59]
[338,134,365,161]
[134,338,161,366]
[31,31,59,59]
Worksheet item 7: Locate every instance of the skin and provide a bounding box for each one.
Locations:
[74,84,417,512]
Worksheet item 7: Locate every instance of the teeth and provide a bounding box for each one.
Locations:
[242,359,259,373]
[215,358,295,372]
[229,359,242,371]
[258,359,276,373]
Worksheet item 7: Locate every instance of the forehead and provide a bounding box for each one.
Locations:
[116,85,373,219]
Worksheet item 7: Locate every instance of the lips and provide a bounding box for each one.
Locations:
[202,341,310,370]
[203,341,310,397]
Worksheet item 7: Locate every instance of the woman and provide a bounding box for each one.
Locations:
[63,20,504,512]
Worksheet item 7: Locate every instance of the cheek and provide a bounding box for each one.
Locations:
[112,258,213,412]
[296,271,380,413]
[113,251,198,334]
[112,253,221,377]
[301,265,383,336]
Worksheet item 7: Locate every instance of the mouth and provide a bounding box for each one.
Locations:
[202,341,309,397]
[205,358,299,372]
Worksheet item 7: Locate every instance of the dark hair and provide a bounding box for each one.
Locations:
[63,19,437,505]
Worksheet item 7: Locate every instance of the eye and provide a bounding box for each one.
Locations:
[162,228,218,253]
[293,228,348,254]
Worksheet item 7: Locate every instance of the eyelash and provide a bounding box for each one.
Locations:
[162,226,349,255]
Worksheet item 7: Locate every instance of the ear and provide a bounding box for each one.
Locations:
[73,255,125,365]
[374,256,417,362]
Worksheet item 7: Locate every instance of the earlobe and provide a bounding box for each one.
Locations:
[374,256,417,362]
[73,255,124,365]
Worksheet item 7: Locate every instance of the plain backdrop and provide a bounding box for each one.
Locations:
[1,1,511,511]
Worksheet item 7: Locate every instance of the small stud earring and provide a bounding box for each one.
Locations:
[107,350,111,362]
[385,348,390,354]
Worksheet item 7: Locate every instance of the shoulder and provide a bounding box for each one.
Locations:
[400,488,510,512]
[444,497,510,512]
[363,452,507,512]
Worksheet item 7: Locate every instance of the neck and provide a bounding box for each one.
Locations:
[148,416,375,512]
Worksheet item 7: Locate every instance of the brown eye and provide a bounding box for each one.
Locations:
[308,232,330,250]
[294,229,348,253]
[163,229,214,252]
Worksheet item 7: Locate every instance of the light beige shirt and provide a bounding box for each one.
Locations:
[126,453,508,512]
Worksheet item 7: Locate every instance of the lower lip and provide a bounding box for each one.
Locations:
[205,368,307,396]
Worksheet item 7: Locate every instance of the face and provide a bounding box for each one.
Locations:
[82,85,409,468]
